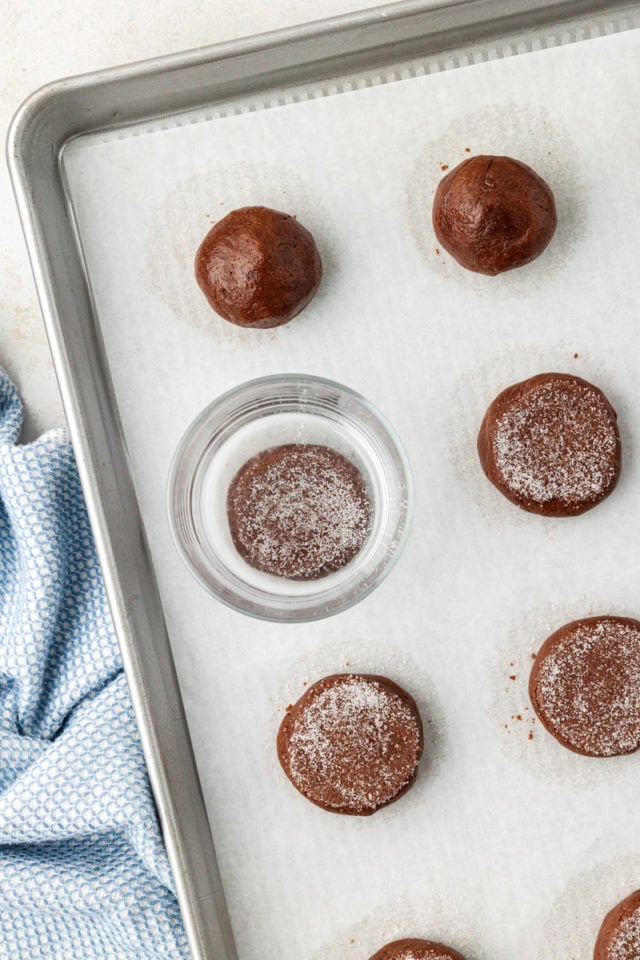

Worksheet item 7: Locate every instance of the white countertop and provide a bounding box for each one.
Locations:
[1,0,395,441]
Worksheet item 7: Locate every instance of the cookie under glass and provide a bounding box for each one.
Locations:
[167,374,413,622]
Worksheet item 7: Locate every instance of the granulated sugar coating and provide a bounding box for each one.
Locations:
[477,373,621,516]
[277,675,423,816]
[227,443,371,580]
[594,891,640,960]
[529,617,640,757]
[368,939,466,960]
[609,911,640,960]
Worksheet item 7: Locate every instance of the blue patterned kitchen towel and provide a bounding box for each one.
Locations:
[0,366,189,960]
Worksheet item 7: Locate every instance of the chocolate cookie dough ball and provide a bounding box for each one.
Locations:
[195,206,322,328]
[277,674,423,815]
[432,155,557,275]
[595,890,640,960]
[227,444,371,580]
[477,373,621,517]
[529,616,640,757]
[369,940,466,960]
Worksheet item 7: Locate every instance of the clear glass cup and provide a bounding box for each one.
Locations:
[167,374,413,622]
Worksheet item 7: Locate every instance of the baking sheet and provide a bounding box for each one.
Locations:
[62,26,640,960]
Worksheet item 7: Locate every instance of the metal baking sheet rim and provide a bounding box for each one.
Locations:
[5,1,640,958]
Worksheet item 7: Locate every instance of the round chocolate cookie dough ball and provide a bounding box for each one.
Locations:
[477,373,621,517]
[277,674,423,816]
[195,205,322,328]
[369,940,466,960]
[595,890,640,960]
[227,443,371,581]
[432,155,557,275]
[529,616,640,757]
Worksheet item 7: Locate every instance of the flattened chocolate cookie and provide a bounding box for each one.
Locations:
[595,891,640,960]
[477,373,621,517]
[227,444,371,580]
[529,616,640,757]
[369,939,466,960]
[277,674,423,815]
[432,155,557,275]
[195,205,322,328]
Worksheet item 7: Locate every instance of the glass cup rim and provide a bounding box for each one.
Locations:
[167,373,413,623]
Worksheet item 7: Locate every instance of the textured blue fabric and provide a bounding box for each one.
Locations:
[0,368,189,959]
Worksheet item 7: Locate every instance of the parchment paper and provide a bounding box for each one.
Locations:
[62,24,640,960]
